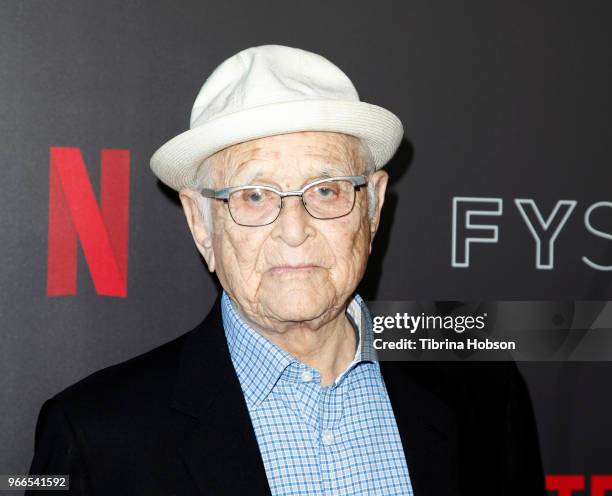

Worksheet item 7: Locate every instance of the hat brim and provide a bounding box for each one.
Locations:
[150,99,404,191]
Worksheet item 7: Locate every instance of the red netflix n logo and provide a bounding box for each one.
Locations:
[47,147,130,297]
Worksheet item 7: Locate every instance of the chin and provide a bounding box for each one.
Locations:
[262,287,331,323]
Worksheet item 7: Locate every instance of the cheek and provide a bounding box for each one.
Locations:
[325,213,370,277]
[214,215,270,284]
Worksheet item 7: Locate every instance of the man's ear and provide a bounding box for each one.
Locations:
[178,189,216,272]
[368,170,389,253]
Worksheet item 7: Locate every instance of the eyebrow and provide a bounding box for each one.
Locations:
[319,164,352,178]
[228,162,354,188]
[224,165,263,187]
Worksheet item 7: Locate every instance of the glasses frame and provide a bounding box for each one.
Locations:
[200,175,368,227]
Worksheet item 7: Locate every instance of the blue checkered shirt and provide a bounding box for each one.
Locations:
[221,290,414,496]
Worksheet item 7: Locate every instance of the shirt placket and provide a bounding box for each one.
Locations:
[318,377,349,496]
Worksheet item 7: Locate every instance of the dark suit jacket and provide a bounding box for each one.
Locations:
[27,293,546,495]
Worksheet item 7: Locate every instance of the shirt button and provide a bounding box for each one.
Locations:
[301,370,313,382]
[321,429,333,445]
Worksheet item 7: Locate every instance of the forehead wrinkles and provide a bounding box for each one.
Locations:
[301,134,355,162]
[207,143,261,186]
[209,132,364,186]
[297,133,364,175]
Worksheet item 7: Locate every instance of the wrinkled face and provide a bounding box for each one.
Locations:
[180,131,388,332]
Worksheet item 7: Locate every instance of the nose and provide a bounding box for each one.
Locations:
[270,195,315,247]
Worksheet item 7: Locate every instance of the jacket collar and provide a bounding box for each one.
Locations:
[167,293,460,496]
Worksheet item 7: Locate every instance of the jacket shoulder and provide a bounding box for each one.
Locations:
[52,328,191,418]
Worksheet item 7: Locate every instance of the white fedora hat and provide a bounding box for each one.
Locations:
[150,44,404,191]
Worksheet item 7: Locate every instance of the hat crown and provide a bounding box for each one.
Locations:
[190,45,360,128]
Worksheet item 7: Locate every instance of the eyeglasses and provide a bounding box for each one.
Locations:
[200,175,368,227]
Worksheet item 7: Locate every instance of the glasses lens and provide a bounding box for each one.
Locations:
[228,188,281,226]
[303,180,356,219]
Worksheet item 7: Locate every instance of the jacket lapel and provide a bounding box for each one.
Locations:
[165,294,271,495]
[379,361,462,496]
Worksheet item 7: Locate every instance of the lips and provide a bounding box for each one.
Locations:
[269,264,321,273]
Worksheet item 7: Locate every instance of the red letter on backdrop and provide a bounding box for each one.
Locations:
[592,475,612,496]
[546,475,585,495]
[47,147,129,297]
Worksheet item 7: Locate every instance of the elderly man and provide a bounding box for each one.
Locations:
[28,45,545,495]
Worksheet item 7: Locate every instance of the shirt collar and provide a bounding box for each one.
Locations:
[221,290,377,410]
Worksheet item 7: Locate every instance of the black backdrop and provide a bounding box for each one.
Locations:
[1,0,611,488]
